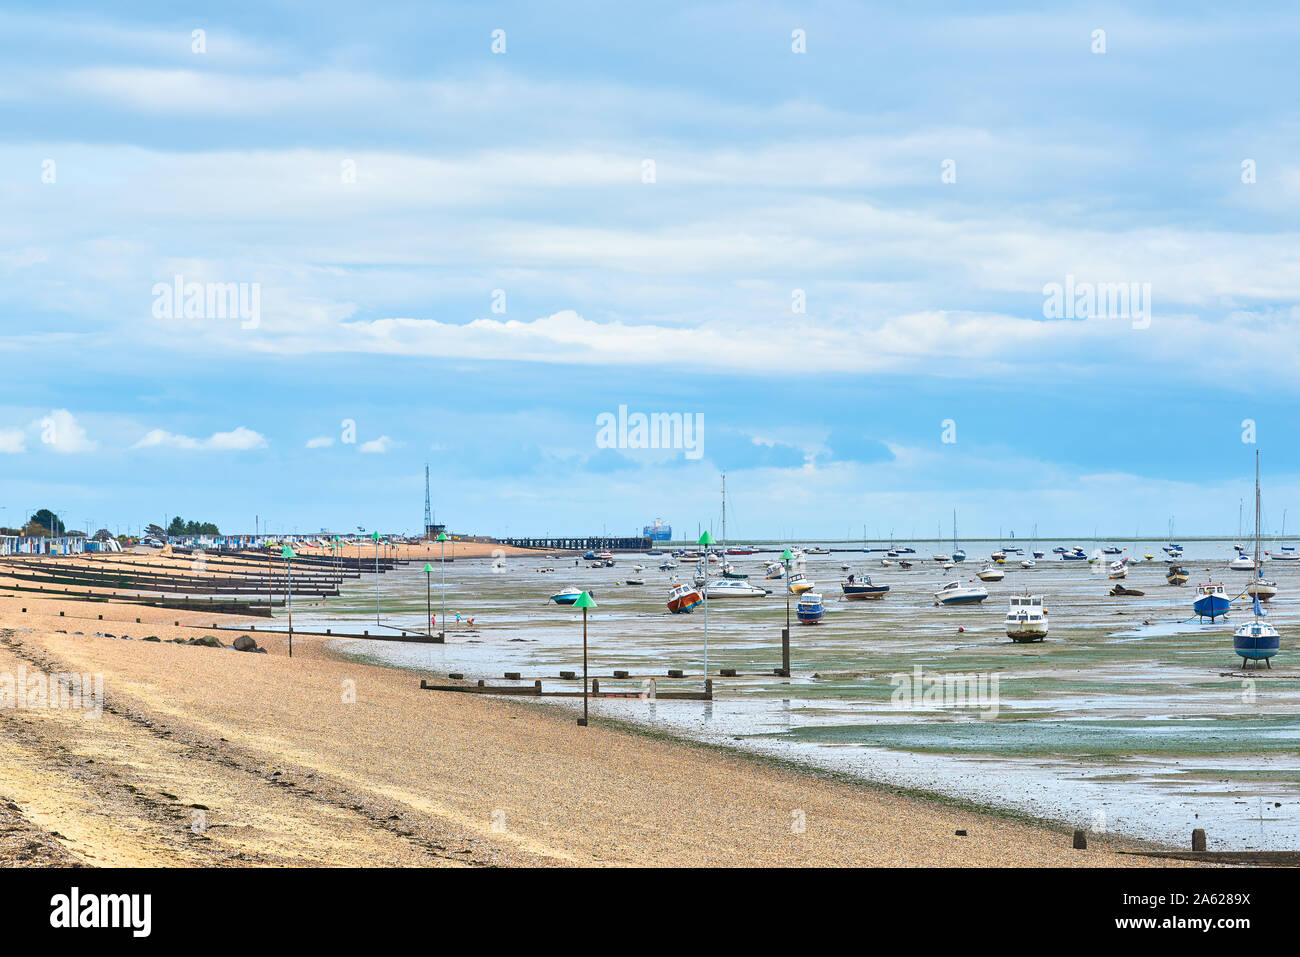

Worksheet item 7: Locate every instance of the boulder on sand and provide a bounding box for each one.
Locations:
[233,635,260,653]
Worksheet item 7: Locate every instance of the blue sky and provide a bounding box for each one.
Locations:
[3,2,1300,539]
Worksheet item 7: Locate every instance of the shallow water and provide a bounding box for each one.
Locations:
[285,539,1300,851]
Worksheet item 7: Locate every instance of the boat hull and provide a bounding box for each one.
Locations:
[1193,595,1231,618]
[937,594,987,605]
[667,591,703,614]
[842,586,889,601]
[1006,624,1048,642]
[1233,630,1280,661]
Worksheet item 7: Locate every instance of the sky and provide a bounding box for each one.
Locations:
[3,1,1300,540]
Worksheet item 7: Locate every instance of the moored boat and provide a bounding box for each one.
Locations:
[1005,595,1049,642]
[841,574,889,600]
[667,583,703,614]
[1193,582,1230,621]
[703,579,768,598]
[551,586,584,605]
[934,580,989,605]
[976,565,1004,582]
[1234,450,1282,666]
[787,572,816,595]
[796,592,825,624]
[1246,575,1278,601]
[1166,565,1189,585]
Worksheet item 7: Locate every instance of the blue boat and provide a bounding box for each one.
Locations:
[1234,615,1280,666]
[1233,452,1281,666]
[1193,582,1230,620]
[796,593,825,624]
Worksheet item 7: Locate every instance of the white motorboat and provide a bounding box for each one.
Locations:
[1005,594,1049,642]
[976,565,1004,582]
[1229,555,1257,571]
[934,580,989,605]
[1108,559,1128,580]
[703,579,768,598]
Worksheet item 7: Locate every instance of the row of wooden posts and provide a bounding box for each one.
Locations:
[567,532,798,727]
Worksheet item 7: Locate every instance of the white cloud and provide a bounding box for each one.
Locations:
[305,435,334,448]
[0,428,25,453]
[133,426,267,451]
[359,435,394,453]
[37,409,95,453]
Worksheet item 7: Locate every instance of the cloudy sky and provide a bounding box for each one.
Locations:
[3,1,1300,539]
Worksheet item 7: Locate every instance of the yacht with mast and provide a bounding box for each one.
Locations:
[1234,450,1281,667]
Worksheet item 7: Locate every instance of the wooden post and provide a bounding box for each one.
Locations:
[578,606,589,726]
[1073,829,1087,849]
[1192,828,1206,852]
[286,557,293,658]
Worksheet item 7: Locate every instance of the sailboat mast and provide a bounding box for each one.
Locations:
[720,471,726,549]
[1255,451,1261,570]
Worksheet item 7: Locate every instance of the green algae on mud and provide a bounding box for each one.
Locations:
[758,713,1300,758]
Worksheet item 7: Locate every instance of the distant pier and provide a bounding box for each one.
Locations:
[496,536,652,552]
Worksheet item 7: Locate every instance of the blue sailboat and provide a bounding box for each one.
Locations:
[1234,451,1281,667]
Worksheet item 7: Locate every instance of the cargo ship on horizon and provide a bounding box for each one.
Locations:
[643,518,672,541]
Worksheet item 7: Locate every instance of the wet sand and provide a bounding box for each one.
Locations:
[0,590,1176,867]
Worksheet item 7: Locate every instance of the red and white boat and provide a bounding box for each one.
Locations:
[667,583,703,614]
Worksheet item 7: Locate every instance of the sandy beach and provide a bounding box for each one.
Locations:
[0,582,1180,868]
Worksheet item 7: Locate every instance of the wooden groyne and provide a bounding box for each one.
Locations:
[419,672,713,700]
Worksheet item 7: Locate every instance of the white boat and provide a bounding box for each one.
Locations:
[1268,550,1299,562]
[1005,595,1049,642]
[1108,559,1128,580]
[931,552,952,563]
[976,565,1004,582]
[1019,559,1035,568]
[934,580,989,605]
[1229,555,1257,571]
[765,562,786,579]
[1246,577,1278,601]
[703,579,768,598]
